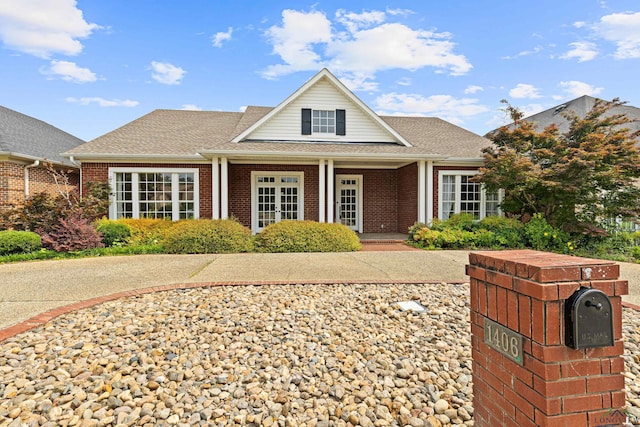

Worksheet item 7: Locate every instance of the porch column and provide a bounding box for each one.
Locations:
[212,157,220,219]
[220,157,228,219]
[327,159,334,223]
[426,160,434,224]
[418,160,426,224]
[319,160,326,223]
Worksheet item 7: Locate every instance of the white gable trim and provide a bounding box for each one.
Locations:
[232,69,412,147]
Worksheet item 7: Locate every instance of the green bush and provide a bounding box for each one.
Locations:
[117,218,175,245]
[478,216,525,248]
[523,213,571,252]
[0,230,42,255]
[163,219,253,254]
[430,213,477,231]
[255,221,361,252]
[95,219,131,246]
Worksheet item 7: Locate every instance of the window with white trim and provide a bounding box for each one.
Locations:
[110,168,199,220]
[439,171,501,220]
[312,110,335,133]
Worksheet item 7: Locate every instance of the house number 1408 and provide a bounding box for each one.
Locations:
[484,318,523,365]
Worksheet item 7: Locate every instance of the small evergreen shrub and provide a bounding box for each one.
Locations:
[478,216,525,248]
[95,219,131,246]
[0,230,42,255]
[41,216,105,252]
[255,221,361,252]
[523,213,571,252]
[163,219,253,254]
[431,213,476,231]
[117,218,175,245]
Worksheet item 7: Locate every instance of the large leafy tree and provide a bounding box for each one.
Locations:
[476,98,640,233]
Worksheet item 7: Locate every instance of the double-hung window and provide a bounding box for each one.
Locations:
[439,171,501,220]
[301,108,346,136]
[110,168,199,220]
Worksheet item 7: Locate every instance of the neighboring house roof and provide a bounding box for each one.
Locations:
[0,105,85,166]
[67,69,492,162]
[487,95,640,137]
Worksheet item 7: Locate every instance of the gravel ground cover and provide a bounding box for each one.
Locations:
[0,283,638,427]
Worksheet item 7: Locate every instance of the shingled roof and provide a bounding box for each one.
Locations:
[0,106,85,165]
[487,95,640,138]
[67,107,492,160]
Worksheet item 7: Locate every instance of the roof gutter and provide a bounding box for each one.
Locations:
[63,153,208,162]
[197,149,448,162]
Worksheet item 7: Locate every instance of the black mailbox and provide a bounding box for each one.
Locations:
[565,287,614,349]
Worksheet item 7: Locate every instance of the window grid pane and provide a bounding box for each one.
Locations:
[312,110,335,133]
[441,175,456,220]
[485,191,500,217]
[115,173,133,219]
[178,173,195,219]
[459,176,481,219]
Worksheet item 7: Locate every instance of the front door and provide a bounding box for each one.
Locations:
[336,175,362,232]
[253,173,303,232]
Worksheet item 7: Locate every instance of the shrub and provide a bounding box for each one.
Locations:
[117,218,175,245]
[163,219,253,254]
[41,216,105,252]
[255,221,361,252]
[523,213,570,252]
[95,219,131,246]
[431,213,477,231]
[478,216,525,248]
[0,230,42,255]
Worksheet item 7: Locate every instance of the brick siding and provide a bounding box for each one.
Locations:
[397,163,418,233]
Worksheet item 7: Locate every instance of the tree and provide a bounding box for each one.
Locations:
[476,98,640,234]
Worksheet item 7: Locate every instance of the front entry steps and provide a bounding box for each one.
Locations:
[357,233,421,251]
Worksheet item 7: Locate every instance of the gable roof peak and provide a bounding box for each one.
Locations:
[232,68,412,147]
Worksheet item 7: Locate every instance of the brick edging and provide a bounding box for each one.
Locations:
[0,279,467,343]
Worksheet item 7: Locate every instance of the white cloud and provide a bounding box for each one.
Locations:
[560,41,598,62]
[41,60,96,83]
[65,97,139,107]
[374,92,488,124]
[150,61,186,85]
[464,85,483,94]
[181,104,202,111]
[261,8,471,86]
[594,11,640,59]
[0,0,99,58]
[396,77,412,86]
[573,21,587,28]
[559,80,603,97]
[501,45,543,60]
[212,27,233,47]
[509,83,542,99]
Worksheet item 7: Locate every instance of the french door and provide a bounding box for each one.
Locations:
[253,173,304,232]
[336,174,362,232]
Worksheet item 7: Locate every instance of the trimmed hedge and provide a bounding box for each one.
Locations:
[95,219,131,246]
[116,218,175,245]
[0,230,42,255]
[163,219,253,254]
[255,220,361,252]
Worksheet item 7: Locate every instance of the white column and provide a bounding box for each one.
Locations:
[426,160,434,225]
[319,160,326,223]
[418,160,426,224]
[220,157,228,219]
[327,159,334,223]
[212,157,220,219]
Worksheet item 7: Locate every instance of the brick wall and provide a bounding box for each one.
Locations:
[82,163,213,219]
[397,163,418,233]
[468,250,628,427]
[1,161,79,213]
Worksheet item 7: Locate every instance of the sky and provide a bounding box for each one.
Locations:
[1,0,639,142]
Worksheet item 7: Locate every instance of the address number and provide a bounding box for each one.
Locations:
[484,318,523,365]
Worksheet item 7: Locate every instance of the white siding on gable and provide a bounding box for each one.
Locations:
[247,78,398,143]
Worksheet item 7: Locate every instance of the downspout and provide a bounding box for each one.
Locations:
[24,160,40,197]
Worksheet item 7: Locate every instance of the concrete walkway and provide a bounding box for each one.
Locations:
[0,250,639,332]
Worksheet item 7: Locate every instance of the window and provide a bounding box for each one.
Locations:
[110,168,199,221]
[439,171,501,220]
[301,109,346,135]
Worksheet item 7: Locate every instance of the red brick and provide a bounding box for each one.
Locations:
[513,277,559,301]
[614,280,629,296]
[588,408,628,426]
[531,266,581,283]
[503,386,535,419]
[545,302,561,345]
[525,354,561,381]
[557,282,581,300]
[504,357,534,386]
[560,360,602,378]
[478,281,487,316]
[466,265,486,281]
[507,290,519,331]
[609,356,625,374]
[497,287,508,324]
[514,378,562,415]
[533,376,586,397]
[536,411,587,427]
[486,269,513,289]
[487,284,497,321]
[586,374,625,393]
[581,264,620,280]
[531,299,545,344]
[589,280,615,296]
[562,394,603,413]
[611,390,626,407]
[518,294,532,337]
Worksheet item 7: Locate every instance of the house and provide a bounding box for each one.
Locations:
[66,69,495,234]
[489,95,640,138]
[0,106,84,213]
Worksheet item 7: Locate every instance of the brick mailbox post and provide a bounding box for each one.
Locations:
[467,250,628,427]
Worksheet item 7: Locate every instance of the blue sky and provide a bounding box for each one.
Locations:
[1,0,639,141]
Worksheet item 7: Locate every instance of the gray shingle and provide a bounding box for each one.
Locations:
[0,106,85,165]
